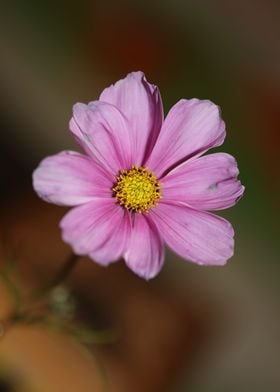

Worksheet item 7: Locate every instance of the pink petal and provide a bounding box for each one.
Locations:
[100,71,164,165]
[33,151,112,206]
[69,101,133,176]
[161,153,245,210]
[124,214,164,280]
[151,202,234,265]
[146,99,226,177]
[60,199,131,265]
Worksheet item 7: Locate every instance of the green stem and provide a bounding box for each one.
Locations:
[0,253,80,338]
[32,253,79,300]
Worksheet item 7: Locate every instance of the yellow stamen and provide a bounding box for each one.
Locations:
[113,166,161,213]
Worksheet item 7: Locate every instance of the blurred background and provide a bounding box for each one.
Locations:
[0,0,279,391]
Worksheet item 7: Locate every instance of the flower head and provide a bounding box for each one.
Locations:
[33,72,244,279]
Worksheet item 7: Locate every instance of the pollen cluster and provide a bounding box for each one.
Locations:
[113,166,161,213]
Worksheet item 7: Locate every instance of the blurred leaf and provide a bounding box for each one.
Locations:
[68,324,117,345]
[42,316,117,345]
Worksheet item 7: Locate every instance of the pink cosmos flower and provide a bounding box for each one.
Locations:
[33,71,244,279]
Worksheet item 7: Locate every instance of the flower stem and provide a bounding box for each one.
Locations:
[0,253,80,339]
[32,253,79,300]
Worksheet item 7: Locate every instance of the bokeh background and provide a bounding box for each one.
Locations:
[0,1,279,391]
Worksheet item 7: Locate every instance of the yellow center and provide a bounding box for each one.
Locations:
[113,166,161,213]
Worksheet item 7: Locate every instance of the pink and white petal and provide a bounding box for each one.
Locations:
[33,151,112,206]
[69,117,96,159]
[60,199,131,265]
[151,202,234,266]
[147,99,226,177]
[70,101,133,176]
[161,153,245,210]
[100,71,164,165]
[124,214,164,280]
